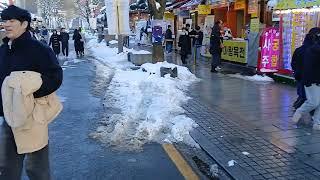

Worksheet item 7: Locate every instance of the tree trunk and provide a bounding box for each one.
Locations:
[152,43,164,63]
[152,16,164,63]
[147,0,166,63]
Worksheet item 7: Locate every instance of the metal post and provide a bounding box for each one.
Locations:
[193,46,197,65]
[117,3,123,53]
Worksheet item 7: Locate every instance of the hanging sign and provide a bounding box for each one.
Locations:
[248,0,258,14]
[197,5,211,15]
[259,28,280,73]
[234,0,246,10]
[250,18,259,33]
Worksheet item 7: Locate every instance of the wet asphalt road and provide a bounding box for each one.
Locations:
[18,50,188,180]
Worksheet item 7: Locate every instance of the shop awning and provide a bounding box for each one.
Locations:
[276,0,320,10]
[166,0,189,10]
[209,0,231,8]
[180,0,202,10]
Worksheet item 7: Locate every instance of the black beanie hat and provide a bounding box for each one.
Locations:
[1,5,31,26]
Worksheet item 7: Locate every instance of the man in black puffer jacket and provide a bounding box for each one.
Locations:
[293,27,320,130]
[291,33,314,109]
[0,5,62,180]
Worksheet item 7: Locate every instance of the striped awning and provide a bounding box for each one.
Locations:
[166,0,189,10]
[180,0,202,10]
[208,0,232,8]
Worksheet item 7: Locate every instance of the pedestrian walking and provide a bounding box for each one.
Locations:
[178,28,189,65]
[194,26,204,61]
[185,24,192,55]
[292,27,320,130]
[60,28,69,58]
[49,30,61,57]
[73,29,83,57]
[210,20,224,73]
[165,25,173,53]
[291,31,316,109]
[0,5,63,180]
[40,26,49,44]
[78,27,85,56]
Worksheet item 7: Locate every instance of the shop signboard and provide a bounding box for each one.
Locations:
[221,40,248,64]
[291,12,306,61]
[250,18,259,33]
[259,28,280,73]
[234,0,246,10]
[248,0,258,14]
[281,13,293,70]
[276,0,320,9]
[164,12,175,20]
[197,5,211,15]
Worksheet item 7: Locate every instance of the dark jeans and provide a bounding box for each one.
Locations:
[211,52,221,70]
[297,81,306,99]
[62,43,69,57]
[166,42,173,53]
[181,54,187,64]
[0,120,50,180]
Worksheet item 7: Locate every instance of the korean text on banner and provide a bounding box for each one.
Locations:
[234,0,246,10]
[197,5,211,15]
[222,40,248,63]
[248,0,258,14]
[259,28,280,73]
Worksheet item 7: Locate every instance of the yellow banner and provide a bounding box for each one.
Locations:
[222,40,248,63]
[234,0,246,10]
[250,18,260,33]
[197,5,211,15]
[164,12,175,20]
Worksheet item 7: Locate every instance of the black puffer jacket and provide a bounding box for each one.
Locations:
[210,26,223,54]
[178,34,189,56]
[303,43,320,86]
[0,32,63,116]
[291,45,307,81]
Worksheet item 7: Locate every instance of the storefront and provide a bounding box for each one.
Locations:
[200,0,251,64]
[273,1,320,75]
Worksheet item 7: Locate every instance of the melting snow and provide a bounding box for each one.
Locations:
[228,73,274,82]
[88,38,200,150]
[228,160,236,167]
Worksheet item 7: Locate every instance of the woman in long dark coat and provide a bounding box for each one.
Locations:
[178,28,189,64]
[73,29,82,57]
[49,30,61,57]
[210,20,224,73]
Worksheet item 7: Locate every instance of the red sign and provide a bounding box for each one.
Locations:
[258,28,280,73]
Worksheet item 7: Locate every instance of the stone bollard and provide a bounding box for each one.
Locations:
[160,67,178,78]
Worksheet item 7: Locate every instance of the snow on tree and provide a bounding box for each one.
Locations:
[36,0,62,27]
[74,0,101,28]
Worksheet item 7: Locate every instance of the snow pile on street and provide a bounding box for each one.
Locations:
[130,49,151,54]
[84,33,96,40]
[109,40,118,44]
[228,73,274,82]
[87,39,133,69]
[87,40,200,150]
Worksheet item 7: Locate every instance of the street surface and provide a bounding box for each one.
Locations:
[17,40,320,180]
